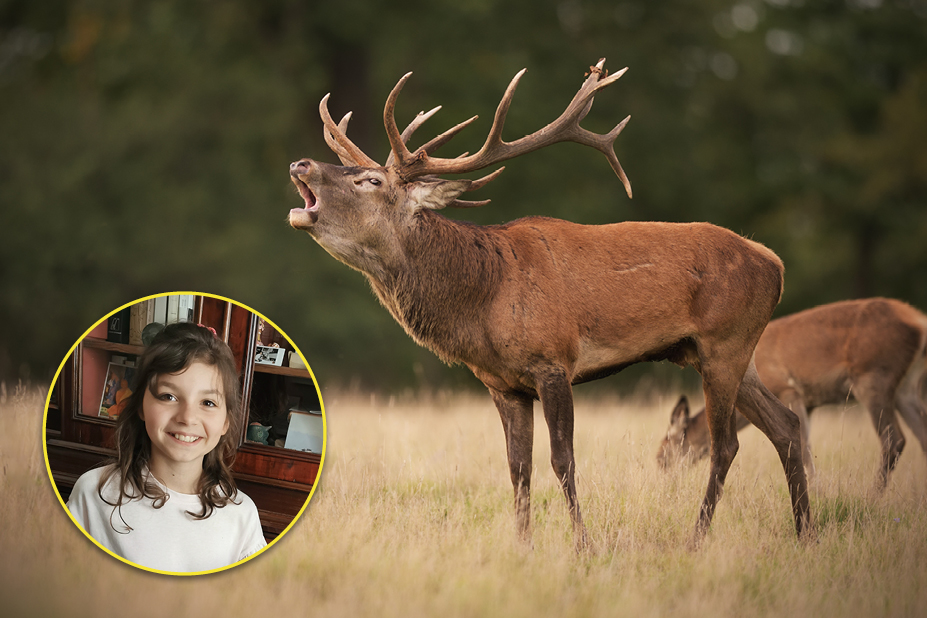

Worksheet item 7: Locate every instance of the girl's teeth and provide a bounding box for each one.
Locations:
[171,433,199,443]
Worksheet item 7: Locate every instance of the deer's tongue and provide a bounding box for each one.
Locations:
[295,179,317,209]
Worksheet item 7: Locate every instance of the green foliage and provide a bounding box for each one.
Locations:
[2,0,926,390]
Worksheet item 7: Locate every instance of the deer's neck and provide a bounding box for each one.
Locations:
[366,212,504,365]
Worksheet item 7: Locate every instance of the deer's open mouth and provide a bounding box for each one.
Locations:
[289,178,319,229]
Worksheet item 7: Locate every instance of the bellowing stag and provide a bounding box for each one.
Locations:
[658,298,927,490]
[288,59,811,548]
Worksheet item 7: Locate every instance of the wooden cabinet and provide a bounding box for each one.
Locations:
[45,295,323,541]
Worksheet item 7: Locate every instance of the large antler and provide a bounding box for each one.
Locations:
[384,58,632,198]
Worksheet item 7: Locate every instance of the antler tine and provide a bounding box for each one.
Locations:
[447,167,506,209]
[320,94,379,168]
[402,106,441,143]
[322,111,361,167]
[414,115,479,159]
[467,166,506,191]
[604,116,632,198]
[385,106,441,167]
[385,59,633,196]
[481,68,527,153]
[448,199,492,208]
[337,111,352,131]
[384,72,416,168]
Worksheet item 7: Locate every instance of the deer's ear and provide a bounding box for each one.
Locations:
[670,395,690,427]
[407,179,472,211]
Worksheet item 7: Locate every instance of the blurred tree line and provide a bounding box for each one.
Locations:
[2,0,926,393]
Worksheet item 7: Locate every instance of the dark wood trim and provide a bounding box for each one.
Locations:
[46,439,115,499]
[233,444,319,486]
[254,364,313,379]
[81,337,145,356]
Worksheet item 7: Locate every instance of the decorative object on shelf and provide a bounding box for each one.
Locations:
[246,423,271,445]
[106,308,131,344]
[288,351,307,370]
[257,318,288,348]
[255,344,285,366]
[99,362,135,418]
[141,322,164,346]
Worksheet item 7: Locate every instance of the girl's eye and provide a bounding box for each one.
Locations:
[158,393,177,402]
[202,399,218,408]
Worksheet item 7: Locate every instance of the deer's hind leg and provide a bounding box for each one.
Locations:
[777,389,816,478]
[894,364,927,467]
[736,363,812,539]
[896,394,927,464]
[854,376,906,492]
[690,350,746,548]
[489,387,535,543]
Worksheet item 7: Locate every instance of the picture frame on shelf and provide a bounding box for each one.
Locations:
[255,345,286,367]
[99,362,135,419]
[283,410,323,453]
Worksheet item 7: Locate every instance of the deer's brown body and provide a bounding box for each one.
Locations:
[289,60,811,548]
[658,298,927,490]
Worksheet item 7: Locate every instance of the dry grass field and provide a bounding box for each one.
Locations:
[4,383,927,617]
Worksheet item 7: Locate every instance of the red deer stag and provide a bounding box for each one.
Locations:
[658,298,927,491]
[288,59,811,548]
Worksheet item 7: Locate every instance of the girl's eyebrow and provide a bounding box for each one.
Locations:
[155,380,224,400]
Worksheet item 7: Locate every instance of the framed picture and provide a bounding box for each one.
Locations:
[99,362,135,419]
[255,345,286,367]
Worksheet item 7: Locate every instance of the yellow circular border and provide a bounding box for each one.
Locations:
[42,291,327,576]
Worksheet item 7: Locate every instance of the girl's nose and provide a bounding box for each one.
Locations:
[174,401,198,423]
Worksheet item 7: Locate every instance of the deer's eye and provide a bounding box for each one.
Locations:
[368,178,382,186]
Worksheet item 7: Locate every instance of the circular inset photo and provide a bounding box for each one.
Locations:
[43,293,326,576]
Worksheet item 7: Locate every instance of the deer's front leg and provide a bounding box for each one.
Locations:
[536,368,588,552]
[489,387,535,543]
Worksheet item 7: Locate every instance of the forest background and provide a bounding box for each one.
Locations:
[2,0,926,393]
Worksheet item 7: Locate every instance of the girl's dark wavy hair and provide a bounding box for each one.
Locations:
[98,321,243,531]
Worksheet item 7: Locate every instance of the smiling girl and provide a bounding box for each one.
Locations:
[67,322,266,573]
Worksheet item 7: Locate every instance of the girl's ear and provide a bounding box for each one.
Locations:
[222,416,230,436]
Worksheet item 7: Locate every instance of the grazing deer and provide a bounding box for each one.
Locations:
[288,59,811,548]
[657,298,927,491]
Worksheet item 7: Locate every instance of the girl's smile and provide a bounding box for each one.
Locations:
[140,361,230,492]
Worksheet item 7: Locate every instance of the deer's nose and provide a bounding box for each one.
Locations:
[290,159,311,176]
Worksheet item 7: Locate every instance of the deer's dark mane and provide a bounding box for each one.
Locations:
[367,210,506,364]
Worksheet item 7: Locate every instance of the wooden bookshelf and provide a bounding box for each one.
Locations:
[81,337,145,356]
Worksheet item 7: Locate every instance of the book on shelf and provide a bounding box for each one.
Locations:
[129,299,155,346]
[153,296,168,325]
[177,294,195,322]
[167,295,179,324]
